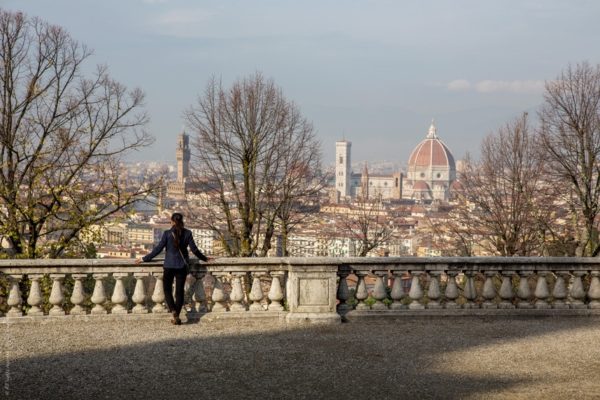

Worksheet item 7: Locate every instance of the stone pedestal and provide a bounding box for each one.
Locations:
[285,264,341,324]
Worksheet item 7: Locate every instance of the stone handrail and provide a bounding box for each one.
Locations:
[1,257,600,323]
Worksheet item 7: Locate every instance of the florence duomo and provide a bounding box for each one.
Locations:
[334,120,456,203]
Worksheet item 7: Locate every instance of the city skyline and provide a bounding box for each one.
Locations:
[5,0,600,164]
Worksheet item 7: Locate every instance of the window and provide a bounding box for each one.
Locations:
[436,173,442,178]
[339,156,343,164]
[420,172,425,178]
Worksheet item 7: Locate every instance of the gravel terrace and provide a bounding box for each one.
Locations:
[2,315,600,400]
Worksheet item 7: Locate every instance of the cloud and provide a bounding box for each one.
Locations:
[447,79,471,91]
[447,79,545,94]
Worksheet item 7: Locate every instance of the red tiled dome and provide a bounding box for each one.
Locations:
[408,123,456,170]
[412,181,430,191]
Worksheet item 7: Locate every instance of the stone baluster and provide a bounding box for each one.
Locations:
[211,273,229,312]
[408,271,425,310]
[70,274,88,315]
[111,273,129,314]
[7,275,23,317]
[131,273,148,314]
[390,271,407,310]
[336,269,352,315]
[552,271,569,309]
[268,271,285,312]
[516,271,533,309]
[462,270,477,309]
[27,274,44,316]
[371,271,388,310]
[498,271,515,309]
[587,271,600,309]
[444,271,459,309]
[481,271,497,309]
[229,273,247,312]
[569,271,587,309]
[248,273,265,311]
[91,274,108,314]
[426,271,442,309]
[151,272,167,313]
[191,271,207,313]
[354,271,370,311]
[48,274,66,316]
[534,271,551,309]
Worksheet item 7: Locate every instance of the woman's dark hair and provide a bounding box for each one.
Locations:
[171,213,185,248]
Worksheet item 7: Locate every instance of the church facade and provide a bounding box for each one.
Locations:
[334,121,456,202]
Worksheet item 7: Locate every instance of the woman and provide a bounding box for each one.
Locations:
[137,213,210,325]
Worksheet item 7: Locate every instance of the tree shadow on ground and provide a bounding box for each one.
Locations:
[3,315,600,400]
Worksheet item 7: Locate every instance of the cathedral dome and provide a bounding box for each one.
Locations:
[407,122,456,170]
[412,180,430,191]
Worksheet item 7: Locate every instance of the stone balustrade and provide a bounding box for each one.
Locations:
[2,257,600,324]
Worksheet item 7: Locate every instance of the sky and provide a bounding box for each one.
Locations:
[4,0,600,167]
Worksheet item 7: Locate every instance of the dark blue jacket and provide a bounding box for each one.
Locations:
[142,228,208,269]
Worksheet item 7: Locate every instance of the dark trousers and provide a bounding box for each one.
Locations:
[163,267,187,316]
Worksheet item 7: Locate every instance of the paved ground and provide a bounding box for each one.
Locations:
[2,315,600,400]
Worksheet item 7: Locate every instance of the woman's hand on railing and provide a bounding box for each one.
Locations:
[135,258,143,264]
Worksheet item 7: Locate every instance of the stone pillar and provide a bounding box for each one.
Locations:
[70,274,88,315]
[91,274,108,314]
[151,272,167,313]
[371,271,388,310]
[48,274,65,316]
[7,275,23,317]
[534,271,551,309]
[336,268,352,315]
[390,271,407,310]
[552,271,569,309]
[354,271,370,311]
[498,271,515,309]
[444,271,459,310]
[587,271,600,309]
[408,271,425,310]
[268,271,285,312]
[426,271,442,309]
[229,273,247,312]
[516,271,533,309]
[569,271,587,309]
[211,273,229,312]
[285,263,341,324]
[131,273,148,314]
[111,273,129,314]
[248,273,265,312]
[481,271,497,309]
[192,271,207,313]
[27,274,44,316]
[462,271,477,309]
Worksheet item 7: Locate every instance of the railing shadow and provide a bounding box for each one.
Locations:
[3,315,600,399]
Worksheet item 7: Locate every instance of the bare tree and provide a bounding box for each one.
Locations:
[424,204,478,256]
[454,114,553,256]
[0,11,157,258]
[338,194,395,256]
[185,73,322,257]
[538,62,600,256]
